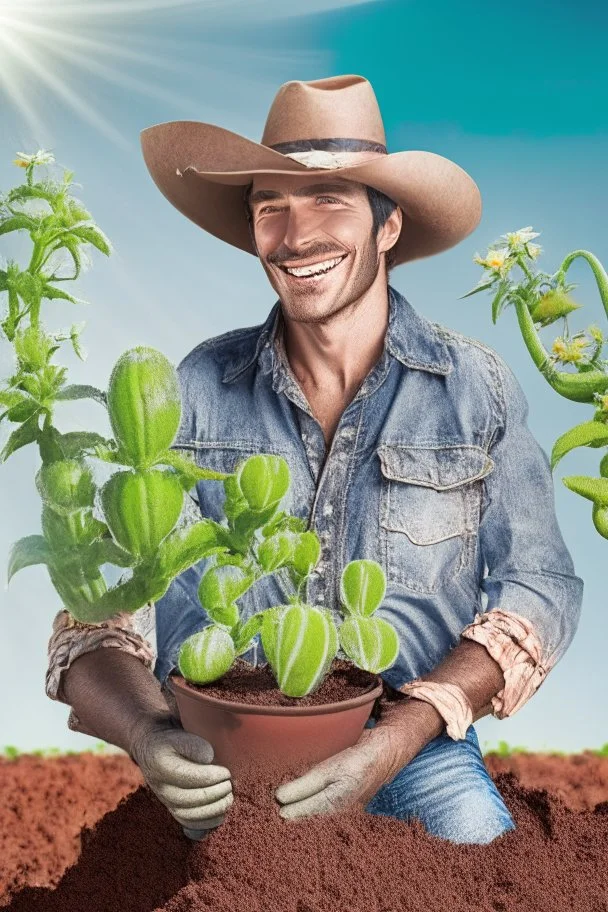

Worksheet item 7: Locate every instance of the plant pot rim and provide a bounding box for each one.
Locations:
[167,672,384,716]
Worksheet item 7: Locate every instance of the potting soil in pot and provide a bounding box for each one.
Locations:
[178,657,379,706]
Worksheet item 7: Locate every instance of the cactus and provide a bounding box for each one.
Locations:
[261,603,339,698]
[107,347,182,469]
[100,468,184,559]
[178,626,236,685]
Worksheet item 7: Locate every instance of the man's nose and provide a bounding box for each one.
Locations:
[281,204,319,252]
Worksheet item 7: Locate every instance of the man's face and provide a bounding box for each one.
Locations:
[247,172,393,324]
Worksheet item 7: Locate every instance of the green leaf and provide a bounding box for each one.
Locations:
[158,448,230,486]
[89,537,133,568]
[6,399,41,423]
[237,454,290,512]
[198,564,255,615]
[562,474,608,506]
[55,384,107,406]
[59,235,83,280]
[458,280,496,299]
[232,502,279,540]
[340,559,387,617]
[7,535,51,584]
[550,421,608,470]
[291,531,321,577]
[0,214,38,236]
[0,411,39,462]
[233,611,265,655]
[155,519,231,580]
[257,531,294,572]
[61,431,113,459]
[491,281,510,325]
[222,474,249,524]
[70,224,112,256]
[41,283,88,306]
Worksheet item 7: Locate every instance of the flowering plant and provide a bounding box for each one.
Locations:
[1,150,400,695]
[462,226,608,538]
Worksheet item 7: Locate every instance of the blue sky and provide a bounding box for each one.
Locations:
[0,0,606,752]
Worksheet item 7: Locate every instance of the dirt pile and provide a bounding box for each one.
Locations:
[1,748,607,912]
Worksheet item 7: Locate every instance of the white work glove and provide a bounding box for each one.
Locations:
[129,715,233,840]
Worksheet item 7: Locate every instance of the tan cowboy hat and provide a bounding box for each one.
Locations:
[140,74,482,266]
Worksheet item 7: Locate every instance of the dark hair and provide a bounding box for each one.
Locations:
[243,180,399,273]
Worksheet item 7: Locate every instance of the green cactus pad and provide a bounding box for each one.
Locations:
[177,626,236,685]
[274,603,339,697]
[339,615,399,673]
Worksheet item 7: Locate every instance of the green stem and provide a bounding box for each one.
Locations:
[558,250,608,321]
[512,296,608,402]
[518,257,534,281]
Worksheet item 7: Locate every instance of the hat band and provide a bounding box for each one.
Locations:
[270,138,388,171]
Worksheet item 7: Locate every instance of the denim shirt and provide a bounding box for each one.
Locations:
[153,283,584,693]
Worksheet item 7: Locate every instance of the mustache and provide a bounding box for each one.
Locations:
[267,247,347,267]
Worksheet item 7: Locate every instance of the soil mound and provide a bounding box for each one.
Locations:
[1,749,607,911]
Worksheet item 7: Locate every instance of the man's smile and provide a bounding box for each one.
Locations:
[276,253,349,282]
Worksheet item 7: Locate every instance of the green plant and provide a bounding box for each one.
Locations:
[462,226,608,539]
[177,458,400,698]
[1,150,240,624]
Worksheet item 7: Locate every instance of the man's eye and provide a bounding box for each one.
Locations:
[258,196,339,215]
[317,196,339,204]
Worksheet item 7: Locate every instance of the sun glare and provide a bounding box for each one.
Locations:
[0,0,217,149]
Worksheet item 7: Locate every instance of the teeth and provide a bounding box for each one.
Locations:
[285,256,344,277]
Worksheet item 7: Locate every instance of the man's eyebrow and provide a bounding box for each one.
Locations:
[248,182,357,205]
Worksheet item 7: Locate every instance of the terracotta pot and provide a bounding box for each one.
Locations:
[167,670,383,784]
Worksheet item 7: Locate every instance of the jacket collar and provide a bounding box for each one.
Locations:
[222,283,453,383]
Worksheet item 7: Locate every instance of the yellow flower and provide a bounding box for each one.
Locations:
[551,336,590,364]
[13,158,29,168]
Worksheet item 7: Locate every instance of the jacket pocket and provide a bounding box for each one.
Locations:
[377,443,494,593]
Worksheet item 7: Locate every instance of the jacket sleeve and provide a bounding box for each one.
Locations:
[460,352,584,718]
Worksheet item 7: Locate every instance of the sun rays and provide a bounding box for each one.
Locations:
[0,0,232,149]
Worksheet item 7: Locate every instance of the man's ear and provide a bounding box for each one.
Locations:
[378,206,403,260]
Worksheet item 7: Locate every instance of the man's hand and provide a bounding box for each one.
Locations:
[274,725,407,820]
[129,715,234,838]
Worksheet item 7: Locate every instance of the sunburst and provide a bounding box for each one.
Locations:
[0,0,224,149]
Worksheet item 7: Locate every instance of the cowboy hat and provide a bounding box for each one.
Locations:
[140,74,481,266]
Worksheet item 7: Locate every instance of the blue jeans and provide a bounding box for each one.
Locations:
[363,721,516,844]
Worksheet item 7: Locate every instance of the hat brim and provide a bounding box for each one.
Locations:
[140,121,482,265]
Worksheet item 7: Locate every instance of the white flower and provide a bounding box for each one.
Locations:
[501,226,540,248]
[477,247,512,272]
[13,149,55,168]
[526,243,542,259]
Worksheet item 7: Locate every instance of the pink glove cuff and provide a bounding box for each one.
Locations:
[460,609,550,719]
[397,680,473,740]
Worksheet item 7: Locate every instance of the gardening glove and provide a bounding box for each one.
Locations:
[129,715,234,840]
[274,724,402,820]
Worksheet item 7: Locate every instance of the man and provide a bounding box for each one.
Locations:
[45,75,583,844]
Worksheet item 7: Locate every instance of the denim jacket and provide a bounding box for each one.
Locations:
[151,283,584,699]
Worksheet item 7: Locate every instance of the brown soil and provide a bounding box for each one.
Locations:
[2,740,607,911]
[179,657,379,707]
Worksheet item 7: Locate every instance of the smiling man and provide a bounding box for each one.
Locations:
[45,75,583,845]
